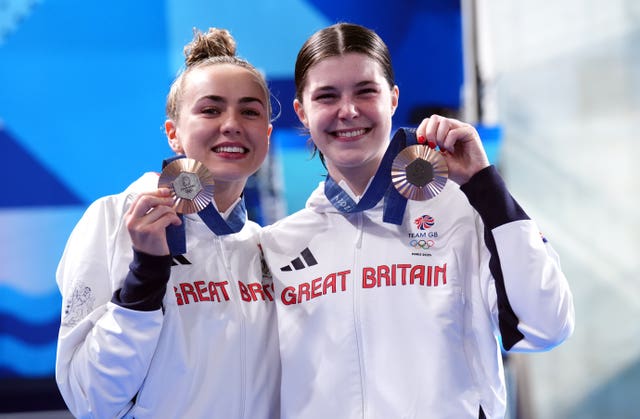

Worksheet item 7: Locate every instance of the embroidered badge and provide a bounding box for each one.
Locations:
[62,282,95,327]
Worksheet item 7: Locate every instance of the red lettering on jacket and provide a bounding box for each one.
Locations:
[238,281,276,302]
[280,263,448,306]
[363,264,413,288]
[195,280,210,301]
[361,263,447,288]
[208,281,228,302]
[178,282,197,304]
[174,281,230,305]
[433,264,447,286]
[281,270,351,305]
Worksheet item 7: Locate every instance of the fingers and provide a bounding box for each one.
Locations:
[127,188,173,217]
[416,118,431,147]
[414,114,490,184]
[418,114,453,150]
[434,116,453,150]
[126,188,182,256]
[128,189,182,228]
[418,114,473,152]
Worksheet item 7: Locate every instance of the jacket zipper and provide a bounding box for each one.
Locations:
[217,235,247,419]
[352,212,367,417]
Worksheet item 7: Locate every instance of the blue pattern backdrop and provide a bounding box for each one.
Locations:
[0,0,465,411]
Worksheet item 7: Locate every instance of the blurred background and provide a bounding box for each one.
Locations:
[1,0,638,418]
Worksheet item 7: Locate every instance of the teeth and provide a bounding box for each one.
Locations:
[214,146,245,153]
[335,129,367,138]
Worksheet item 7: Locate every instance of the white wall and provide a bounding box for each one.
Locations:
[480,1,640,418]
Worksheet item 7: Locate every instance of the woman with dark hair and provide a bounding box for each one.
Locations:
[260,22,574,418]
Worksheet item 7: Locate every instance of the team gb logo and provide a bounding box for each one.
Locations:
[414,214,435,230]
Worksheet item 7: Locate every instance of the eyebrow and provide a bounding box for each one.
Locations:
[354,80,378,87]
[314,80,378,91]
[201,95,265,107]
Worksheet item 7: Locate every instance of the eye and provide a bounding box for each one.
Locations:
[314,92,338,102]
[241,107,263,118]
[201,106,221,115]
[357,87,378,96]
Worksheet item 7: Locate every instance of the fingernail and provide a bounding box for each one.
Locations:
[417,135,426,144]
[428,141,436,149]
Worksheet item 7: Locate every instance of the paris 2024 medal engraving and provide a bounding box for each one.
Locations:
[158,158,215,214]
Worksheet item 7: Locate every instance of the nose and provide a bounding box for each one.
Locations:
[338,98,359,119]
[221,112,242,135]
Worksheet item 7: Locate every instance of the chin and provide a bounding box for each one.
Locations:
[212,170,252,183]
[330,150,370,164]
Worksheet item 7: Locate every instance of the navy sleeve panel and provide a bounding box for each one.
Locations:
[461,166,527,350]
[459,165,529,230]
[483,228,525,350]
[111,250,172,311]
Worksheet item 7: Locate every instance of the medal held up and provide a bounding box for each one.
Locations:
[158,157,215,214]
[391,132,448,201]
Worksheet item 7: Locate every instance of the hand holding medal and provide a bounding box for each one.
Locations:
[158,158,215,214]
[417,115,490,185]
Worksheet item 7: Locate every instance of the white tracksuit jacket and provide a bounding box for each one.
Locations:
[260,166,574,419]
[55,172,280,419]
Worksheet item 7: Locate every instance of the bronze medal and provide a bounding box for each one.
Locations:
[391,145,448,200]
[158,158,215,214]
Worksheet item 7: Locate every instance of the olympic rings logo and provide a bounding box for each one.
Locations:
[409,239,435,249]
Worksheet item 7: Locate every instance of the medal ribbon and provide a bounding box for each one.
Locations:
[161,156,246,256]
[324,127,417,225]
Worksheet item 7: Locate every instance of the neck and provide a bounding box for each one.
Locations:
[327,158,382,197]
[334,172,370,197]
[212,180,245,213]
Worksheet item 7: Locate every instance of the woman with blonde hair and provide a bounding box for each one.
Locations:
[56,28,280,418]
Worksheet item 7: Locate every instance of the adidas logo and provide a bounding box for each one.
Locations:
[280,247,318,272]
[172,255,192,266]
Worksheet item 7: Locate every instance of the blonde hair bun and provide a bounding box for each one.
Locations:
[184,28,237,67]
